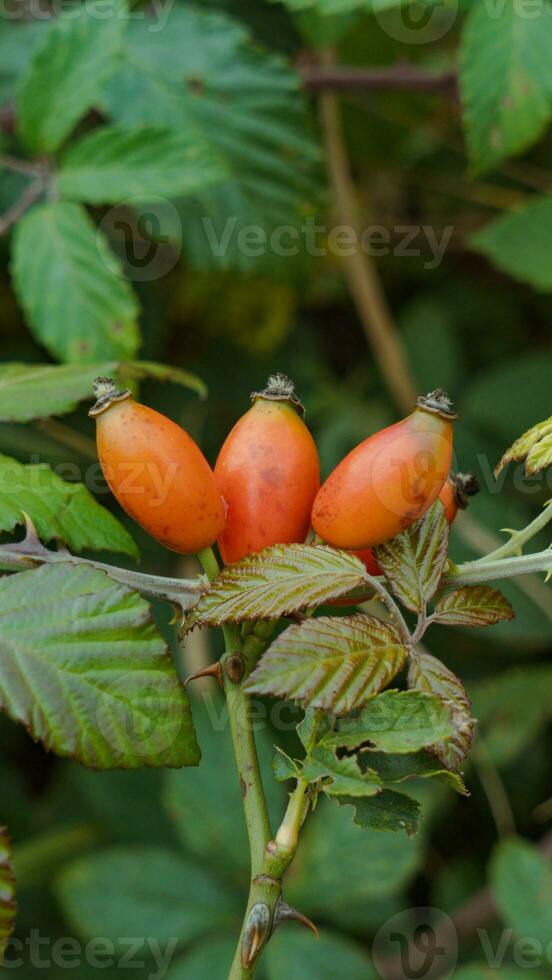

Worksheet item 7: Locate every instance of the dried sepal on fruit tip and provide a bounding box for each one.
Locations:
[250,372,305,417]
[416,388,458,420]
[89,376,131,417]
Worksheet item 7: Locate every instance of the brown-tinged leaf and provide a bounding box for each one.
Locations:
[408,652,475,771]
[182,544,366,631]
[433,585,515,627]
[495,416,552,477]
[374,501,449,613]
[243,614,408,714]
[0,828,16,964]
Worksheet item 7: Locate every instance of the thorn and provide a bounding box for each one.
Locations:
[241,903,271,969]
[183,663,223,689]
[272,898,319,940]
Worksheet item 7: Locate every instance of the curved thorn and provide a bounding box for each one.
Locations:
[272,898,319,940]
[183,663,223,689]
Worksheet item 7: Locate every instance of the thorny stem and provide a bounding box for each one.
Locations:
[446,548,552,587]
[469,500,552,565]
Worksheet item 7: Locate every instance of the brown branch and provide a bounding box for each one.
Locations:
[301,62,458,98]
[318,48,418,415]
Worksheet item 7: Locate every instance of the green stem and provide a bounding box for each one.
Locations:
[446,548,552,587]
[470,501,552,565]
[196,547,274,979]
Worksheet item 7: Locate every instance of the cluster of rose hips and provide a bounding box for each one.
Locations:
[90,374,478,572]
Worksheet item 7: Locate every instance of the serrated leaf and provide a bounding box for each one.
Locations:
[433,586,514,628]
[56,847,237,947]
[0,828,16,965]
[321,689,456,754]
[0,563,200,769]
[491,837,552,948]
[495,413,552,475]
[408,652,474,771]
[302,746,382,797]
[460,1,552,174]
[338,789,421,836]
[244,614,408,714]
[12,203,139,364]
[58,125,224,204]
[102,5,319,274]
[472,197,552,293]
[17,1,126,153]
[272,747,300,782]
[0,453,137,557]
[183,544,366,630]
[363,750,467,795]
[0,360,205,423]
[374,500,449,612]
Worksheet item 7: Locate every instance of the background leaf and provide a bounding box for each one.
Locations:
[244,614,407,713]
[56,847,238,948]
[265,927,376,980]
[12,203,139,363]
[0,828,16,965]
[0,563,199,768]
[471,197,552,291]
[17,2,126,153]
[460,1,552,173]
[338,789,421,836]
[374,501,449,613]
[57,126,224,204]
[0,453,137,557]
[490,837,552,948]
[184,545,366,629]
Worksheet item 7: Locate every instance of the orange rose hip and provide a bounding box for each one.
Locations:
[215,374,320,564]
[90,377,225,554]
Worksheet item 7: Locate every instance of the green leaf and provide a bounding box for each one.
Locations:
[244,614,407,714]
[273,0,426,11]
[365,749,468,795]
[265,927,377,980]
[0,828,16,966]
[272,746,301,782]
[183,545,366,630]
[496,410,552,476]
[57,125,224,204]
[302,746,382,797]
[102,5,319,273]
[470,665,552,767]
[17,1,126,153]
[455,967,549,980]
[56,847,237,948]
[165,938,236,980]
[433,586,515,628]
[471,197,552,292]
[490,837,552,948]
[0,453,137,557]
[460,1,552,174]
[0,563,200,769]
[12,203,139,364]
[287,797,421,913]
[338,789,421,836]
[320,689,456,754]
[408,652,474,770]
[0,360,206,423]
[374,501,449,613]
